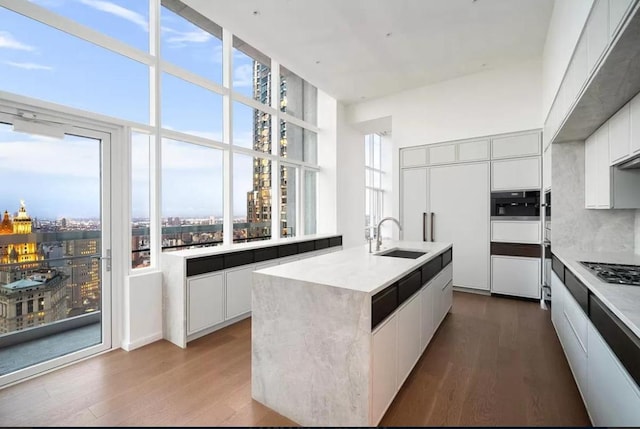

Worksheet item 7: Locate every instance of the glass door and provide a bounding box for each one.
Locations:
[0,110,111,388]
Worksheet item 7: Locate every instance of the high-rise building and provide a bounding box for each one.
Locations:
[246,62,295,239]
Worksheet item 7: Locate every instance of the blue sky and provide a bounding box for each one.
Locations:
[0,1,263,219]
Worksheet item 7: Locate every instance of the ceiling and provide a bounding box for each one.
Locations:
[184,0,555,104]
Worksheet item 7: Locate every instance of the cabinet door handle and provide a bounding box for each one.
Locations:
[431,212,435,242]
[422,212,427,242]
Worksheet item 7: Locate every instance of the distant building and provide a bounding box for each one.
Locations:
[0,201,43,267]
[0,269,67,334]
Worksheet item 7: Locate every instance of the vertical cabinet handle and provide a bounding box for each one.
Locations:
[422,212,427,242]
[431,212,435,242]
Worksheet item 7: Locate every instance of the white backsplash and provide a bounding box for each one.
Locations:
[552,141,636,253]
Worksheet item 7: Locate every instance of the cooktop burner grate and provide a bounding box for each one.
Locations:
[580,261,640,286]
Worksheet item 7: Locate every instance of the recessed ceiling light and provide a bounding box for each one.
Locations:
[315,60,320,64]
[252,10,260,16]
[481,63,487,67]
[385,32,392,37]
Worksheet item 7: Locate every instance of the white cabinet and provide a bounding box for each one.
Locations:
[631,92,640,155]
[585,123,611,208]
[609,103,631,164]
[225,265,254,319]
[562,291,589,400]
[428,144,457,165]
[551,272,565,334]
[491,156,541,191]
[433,263,454,326]
[543,144,551,191]
[565,36,589,116]
[458,139,489,162]
[397,293,422,386]
[491,221,541,244]
[420,282,435,352]
[585,133,598,208]
[587,0,610,74]
[490,256,541,299]
[609,0,634,38]
[551,266,640,426]
[187,273,225,335]
[439,280,453,323]
[401,167,428,241]
[491,132,541,159]
[430,163,489,290]
[587,323,640,426]
[371,314,398,425]
[491,157,541,190]
[400,147,427,167]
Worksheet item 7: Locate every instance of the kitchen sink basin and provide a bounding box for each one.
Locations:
[376,248,427,259]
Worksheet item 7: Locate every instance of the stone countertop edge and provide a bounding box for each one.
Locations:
[252,240,453,297]
[552,248,640,340]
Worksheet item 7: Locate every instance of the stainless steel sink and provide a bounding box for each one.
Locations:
[376,248,427,259]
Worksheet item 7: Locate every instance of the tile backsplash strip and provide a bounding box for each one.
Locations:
[552,141,636,252]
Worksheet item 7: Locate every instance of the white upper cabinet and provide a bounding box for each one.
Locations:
[609,102,631,165]
[587,0,610,74]
[596,123,612,208]
[400,147,428,167]
[491,157,541,191]
[491,132,541,159]
[458,139,489,162]
[566,36,589,114]
[585,123,612,208]
[631,92,640,155]
[428,143,457,165]
[543,145,552,191]
[585,133,598,208]
[609,0,634,38]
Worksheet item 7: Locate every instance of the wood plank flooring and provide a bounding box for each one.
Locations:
[0,291,590,427]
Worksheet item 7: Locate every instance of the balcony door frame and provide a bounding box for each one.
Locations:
[0,93,128,388]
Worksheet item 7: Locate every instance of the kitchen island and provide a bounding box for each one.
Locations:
[251,240,453,426]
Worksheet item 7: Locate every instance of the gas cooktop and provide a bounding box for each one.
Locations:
[580,261,640,286]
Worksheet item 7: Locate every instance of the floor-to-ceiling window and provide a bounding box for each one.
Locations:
[365,133,384,239]
[0,0,321,385]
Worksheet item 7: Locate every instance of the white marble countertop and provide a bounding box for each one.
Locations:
[254,240,452,295]
[160,233,340,259]
[552,248,640,339]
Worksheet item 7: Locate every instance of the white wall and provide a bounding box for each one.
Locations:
[336,102,366,249]
[346,59,544,230]
[541,0,594,120]
[122,271,163,351]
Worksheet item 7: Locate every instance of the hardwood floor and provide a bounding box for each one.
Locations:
[0,291,590,427]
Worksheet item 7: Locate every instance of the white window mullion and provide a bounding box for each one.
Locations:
[222,28,233,246]
[271,60,280,239]
[149,0,162,269]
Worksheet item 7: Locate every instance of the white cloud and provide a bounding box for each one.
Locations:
[233,64,253,88]
[162,26,212,46]
[4,61,53,71]
[0,31,35,51]
[78,0,148,31]
[0,137,99,178]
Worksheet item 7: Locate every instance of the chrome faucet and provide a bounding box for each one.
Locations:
[376,217,403,251]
